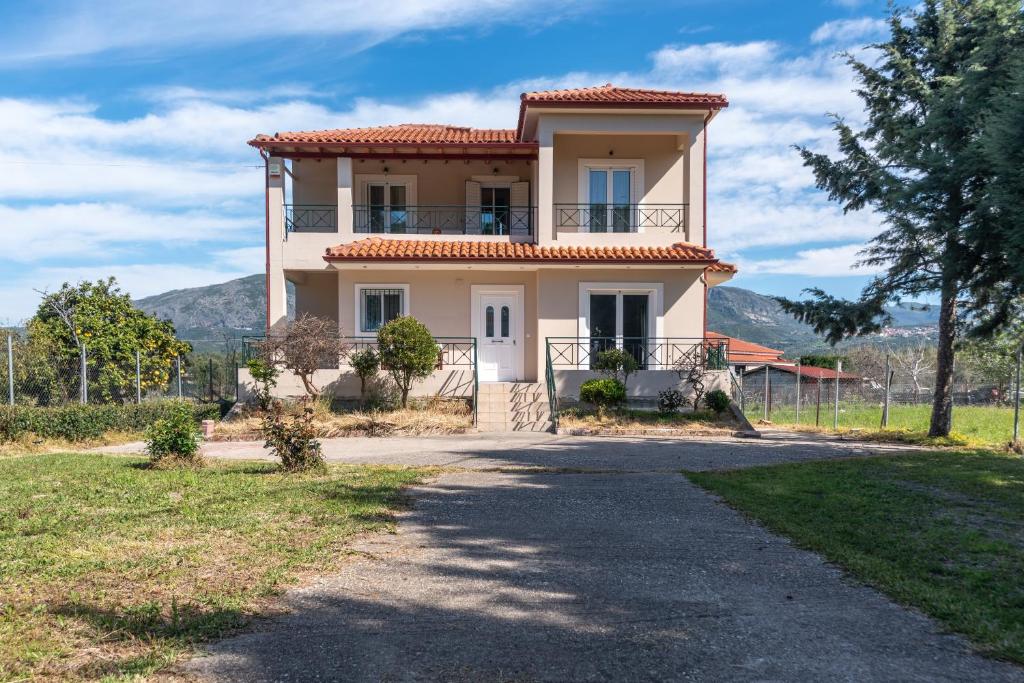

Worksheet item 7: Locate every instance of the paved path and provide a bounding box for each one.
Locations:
[98,429,922,472]
[179,434,1022,682]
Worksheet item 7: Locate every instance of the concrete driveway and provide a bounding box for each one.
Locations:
[180,434,1022,682]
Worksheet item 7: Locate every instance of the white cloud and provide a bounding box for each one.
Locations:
[740,243,885,277]
[1,0,590,64]
[811,18,887,45]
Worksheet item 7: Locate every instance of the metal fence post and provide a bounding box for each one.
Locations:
[815,377,822,426]
[176,355,183,398]
[795,362,801,425]
[882,354,891,429]
[208,358,214,401]
[135,350,142,403]
[6,333,13,406]
[763,366,769,422]
[80,345,88,404]
[833,361,842,430]
[1013,344,1021,446]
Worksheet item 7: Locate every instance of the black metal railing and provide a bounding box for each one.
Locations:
[553,204,688,233]
[284,204,337,234]
[353,205,534,236]
[546,337,729,372]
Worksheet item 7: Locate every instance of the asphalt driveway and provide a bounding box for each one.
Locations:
[184,435,1022,682]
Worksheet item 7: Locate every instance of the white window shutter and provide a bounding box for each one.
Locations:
[510,181,530,236]
[465,181,481,234]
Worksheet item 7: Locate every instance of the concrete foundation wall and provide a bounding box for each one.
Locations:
[554,368,730,401]
[239,366,474,402]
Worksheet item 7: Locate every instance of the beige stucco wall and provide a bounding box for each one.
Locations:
[552,133,685,205]
[554,368,729,400]
[351,158,534,205]
[291,271,338,322]
[238,366,474,401]
[291,160,337,205]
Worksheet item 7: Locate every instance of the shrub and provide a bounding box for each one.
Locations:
[348,348,380,404]
[0,400,220,443]
[246,357,279,410]
[261,401,325,472]
[705,389,730,414]
[377,316,438,409]
[259,314,348,400]
[657,389,686,414]
[593,348,639,390]
[145,401,202,465]
[579,378,626,413]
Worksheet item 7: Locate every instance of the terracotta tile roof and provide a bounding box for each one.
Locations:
[249,124,520,147]
[521,83,729,108]
[706,332,785,362]
[707,261,737,274]
[767,364,861,380]
[324,237,721,264]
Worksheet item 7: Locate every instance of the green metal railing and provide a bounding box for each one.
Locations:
[545,340,560,431]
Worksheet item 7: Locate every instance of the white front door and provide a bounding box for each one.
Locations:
[477,293,517,382]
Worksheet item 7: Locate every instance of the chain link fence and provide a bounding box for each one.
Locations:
[1,331,243,406]
[734,345,1023,444]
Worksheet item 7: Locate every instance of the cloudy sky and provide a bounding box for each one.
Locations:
[0,0,892,323]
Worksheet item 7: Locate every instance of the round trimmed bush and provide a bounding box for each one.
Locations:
[704,389,730,414]
[579,378,626,412]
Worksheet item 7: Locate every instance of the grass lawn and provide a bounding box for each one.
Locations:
[686,450,1024,663]
[0,453,426,681]
[746,402,1016,447]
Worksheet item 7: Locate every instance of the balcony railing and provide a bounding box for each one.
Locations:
[554,204,688,233]
[284,204,337,235]
[546,337,729,371]
[354,205,534,236]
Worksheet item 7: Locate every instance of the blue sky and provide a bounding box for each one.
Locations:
[0,0,894,323]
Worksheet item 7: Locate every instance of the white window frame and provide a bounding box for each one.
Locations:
[355,174,418,233]
[354,283,410,334]
[577,282,664,370]
[577,159,645,233]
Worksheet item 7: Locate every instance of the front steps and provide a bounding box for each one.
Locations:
[477,382,553,433]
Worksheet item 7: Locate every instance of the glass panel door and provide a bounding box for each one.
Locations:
[588,170,608,233]
[611,170,632,232]
[589,293,617,367]
[622,294,649,369]
[389,185,407,233]
[481,187,511,235]
[368,184,386,233]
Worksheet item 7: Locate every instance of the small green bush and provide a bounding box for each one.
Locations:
[145,401,202,465]
[246,357,279,410]
[705,389,730,414]
[579,378,626,412]
[261,401,325,472]
[0,400,220,443]
[348,348,380,403]
[377,316,439,408]
[593,348,640,388]
[657,389,686,414]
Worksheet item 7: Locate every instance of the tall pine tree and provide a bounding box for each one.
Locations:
[777,0,1024,437]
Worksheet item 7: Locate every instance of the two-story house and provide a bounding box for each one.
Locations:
[248,84,736,430]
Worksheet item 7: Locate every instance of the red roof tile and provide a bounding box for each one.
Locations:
[249,124,520,147]
[706,332,785,363]
[760,364,861,380]
[324,237,722,264]
[707,261,737,274]
[521,83,729,108]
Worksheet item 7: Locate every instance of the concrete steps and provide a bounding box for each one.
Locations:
[477,382,553,433]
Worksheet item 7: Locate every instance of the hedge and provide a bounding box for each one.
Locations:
[0,400,221,443]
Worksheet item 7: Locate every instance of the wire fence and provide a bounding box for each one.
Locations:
[1,332,243,406]
[734,347,1023,444]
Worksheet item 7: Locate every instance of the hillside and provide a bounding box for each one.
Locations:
[137,275,937,354]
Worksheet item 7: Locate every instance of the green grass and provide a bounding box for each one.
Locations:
[686,451,1024,662]
[746,402,1017,447]
[0,453,426,681]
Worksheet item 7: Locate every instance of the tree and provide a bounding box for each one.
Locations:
[348,348,380,406]
[775,1,1024,437]
[32,278,190,403]
[593,348,639,391]
[889,344,936,400]
[260,314,348,401]
[376,316,438,409]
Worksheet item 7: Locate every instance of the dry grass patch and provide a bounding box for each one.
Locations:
[0,453,426,681]
[559,408,739,436]
[213,400,473,441]
[0,430,140,457]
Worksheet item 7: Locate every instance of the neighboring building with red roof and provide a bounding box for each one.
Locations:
[248,84,736,428]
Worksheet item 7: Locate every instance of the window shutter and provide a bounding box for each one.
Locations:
[510,181,530,236]
[465,181,481,234]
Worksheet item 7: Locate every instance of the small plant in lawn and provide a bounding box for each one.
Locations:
[657,388,686,414]
[705,389,730,414]
[377,316,438,409]
[145,401,203,467]
[349,348,380,406]
[261,401,325,472]
[579,378,626,416]
[594,348,639,391]
[246,356,279,410]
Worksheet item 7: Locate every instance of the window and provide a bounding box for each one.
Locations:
[485,305,495,338]
[480,186,511,235]
[357,286,408,333]
[366,182,410,233]
[578,160,643,233]
[500,305,510,338]
[579,283,663,370]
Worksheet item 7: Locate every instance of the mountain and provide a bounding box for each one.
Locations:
[137,275,938,354]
